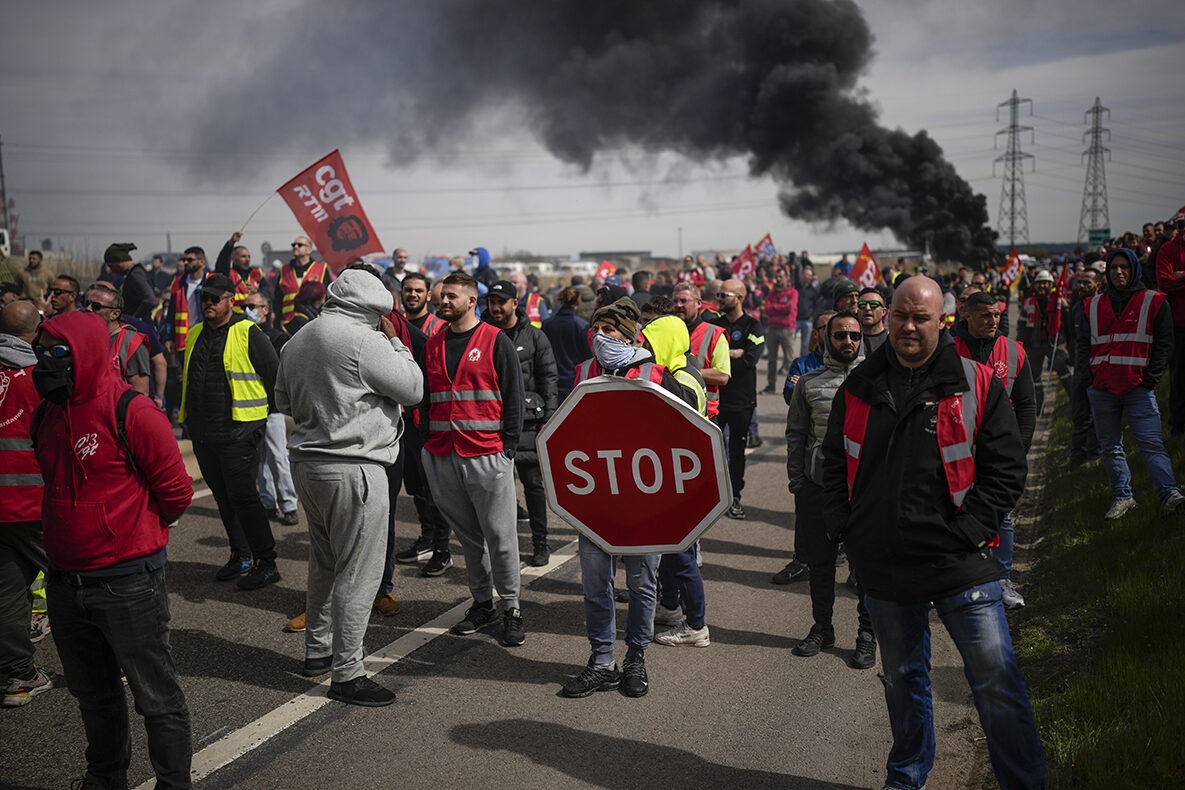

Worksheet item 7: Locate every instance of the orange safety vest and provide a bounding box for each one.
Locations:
[278,260,329,323]
[1086,289,1166,395]
[689,320,727,418]
[424,322,505,457]
[573,357,667,386]
[953,334,1026,398]
[843,356,992,511]
[230,267,264,309]
[525,292,544,328]
[108,325,147,381]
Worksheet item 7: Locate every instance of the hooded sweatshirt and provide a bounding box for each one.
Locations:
[34,311,193,572]
[786,333,864,490]
[275,269,423,465]
[641,315,706,415]
[1073,247,1173,391]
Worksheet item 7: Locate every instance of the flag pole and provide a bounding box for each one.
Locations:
[239,193,275,233]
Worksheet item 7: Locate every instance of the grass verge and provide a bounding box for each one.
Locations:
[1013,390,1185,788]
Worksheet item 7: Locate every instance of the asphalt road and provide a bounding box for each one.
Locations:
[0,350,999,790]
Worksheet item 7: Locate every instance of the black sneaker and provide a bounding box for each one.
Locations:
[621,653,649,697]
[502,608,525,647]
[852,630,877,670]
[327,675,395,707]
[421,550,452,577]
[396,537,433,564]
[302,656,332,677]
[279,510,300,526]
[560,659,621,698]
[237,560,281,591]
[451,601,498,635]
[516,503,530,521]
[530,542,550,567]
[793,624,836,657]
[771,559,809,585]
[726,497,746,520]
[215,552,252,581]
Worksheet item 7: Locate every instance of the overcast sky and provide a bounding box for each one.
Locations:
[2,0,1183,263]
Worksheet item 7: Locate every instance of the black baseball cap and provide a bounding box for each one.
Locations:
[201,273,235,297]
[488,280,517,301]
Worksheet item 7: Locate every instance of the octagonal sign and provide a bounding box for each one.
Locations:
[537,375,731,555]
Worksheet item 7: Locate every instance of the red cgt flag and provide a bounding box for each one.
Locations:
[1000,248,1022,291]
[754,233,776,259]
[849,243,880,289]
[731,245,755,278]
[595,260,616,280]
[278,149,384,272]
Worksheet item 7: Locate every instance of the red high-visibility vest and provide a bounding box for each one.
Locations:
[230,267,264,308]
[278,261,330,323]
[525,292,544,328]
[573,357,667,386]
[953,334,1026,398]
[169,274,202,351]
[0,365,43,521]
[108,325,147,382]
[420,313,447,337]
[689,320,727,418]
[1086,290,1166,395]
[843,356,992,510]
[425,322,505,457]
[1021,296,1061,343]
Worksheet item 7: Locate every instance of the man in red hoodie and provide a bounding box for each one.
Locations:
[33,311,194,790]
[761,267,798,394]
[1155,208,1185,434]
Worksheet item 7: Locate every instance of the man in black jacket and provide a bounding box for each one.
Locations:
[484,281,558,566]
[822,276,1043,790]
[104,243,157,322]
[180,274,282,590]
[709,279,764,519]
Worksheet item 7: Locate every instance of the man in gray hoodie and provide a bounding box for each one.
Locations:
[275,269,423,707]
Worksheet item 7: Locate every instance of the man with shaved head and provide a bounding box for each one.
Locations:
[822,276,1044,789]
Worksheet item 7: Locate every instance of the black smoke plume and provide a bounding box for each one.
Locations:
[184,0,996,262]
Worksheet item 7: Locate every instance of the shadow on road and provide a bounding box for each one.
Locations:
[450,719,865,789]
[171,627,312,694]
[165,559,304,618]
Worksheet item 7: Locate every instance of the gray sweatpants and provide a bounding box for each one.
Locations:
[293,460,389,683]
[421,449,521,611]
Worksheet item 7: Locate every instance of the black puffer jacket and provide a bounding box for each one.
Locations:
[483,308,557,463]
[822,336,1026,603]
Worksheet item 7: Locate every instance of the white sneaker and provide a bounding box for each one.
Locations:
[1103,498,1136,521]
[1000,579,1026,610]
[654,621,711,647]
[1162,491,1185,515]
[653,605,683,627]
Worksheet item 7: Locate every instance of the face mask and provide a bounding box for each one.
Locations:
[33,356,74,404]
[592,332,636,370]
[245,307,262,324]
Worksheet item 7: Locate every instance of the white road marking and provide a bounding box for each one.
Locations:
[134,538,579,789]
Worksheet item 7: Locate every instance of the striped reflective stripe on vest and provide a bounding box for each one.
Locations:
[0,472,43,486]
[0,434,40,485]
[943,357,982,508]
[692,327,720,405]
[429,389,503,403]
[1088,292,1156,347]
[1000,336,1018,395]
[574,358,598,385]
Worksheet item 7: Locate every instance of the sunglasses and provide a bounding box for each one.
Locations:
[48,288,77,297]
[82,300,116,312]
[831,330,863,342]
[200,292,230,303]
[856,300,883,310]
[179,256,196,263]
[36,343,71,358]
[292,242,309,248]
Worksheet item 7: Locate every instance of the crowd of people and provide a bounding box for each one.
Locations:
[2,204,1183,789]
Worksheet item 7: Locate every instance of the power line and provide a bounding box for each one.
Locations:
[994,89,1035,246]
[1078,97,1111,246]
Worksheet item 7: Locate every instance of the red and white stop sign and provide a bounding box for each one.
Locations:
[537,375,731,555]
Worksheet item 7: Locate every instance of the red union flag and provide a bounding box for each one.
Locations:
[1000,248,1022,291]
[731,245,755,278]
[278,149,384,272]
[849,243,880,289]
[754,232,776,259]
[595,259,616,280]
[1054,258,1071,299]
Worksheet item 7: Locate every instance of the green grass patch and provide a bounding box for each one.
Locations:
[1013,388,1185,788]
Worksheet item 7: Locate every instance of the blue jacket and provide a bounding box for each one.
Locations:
[542,306,593,402]
[783,350,824,405]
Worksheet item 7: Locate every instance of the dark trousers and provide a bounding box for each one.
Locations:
[47,567,192,789]
[401,429,449,552]
[0,521,47,678]
[1027,342,1070,415]
[192,431,277,564]
[658,547,706,629]
[795,481,871,633]
[515,458,548,545]
[1170,327,1185,431]
[713,408,753,498]
[379,452,407,595]
[1070,376,1101,460]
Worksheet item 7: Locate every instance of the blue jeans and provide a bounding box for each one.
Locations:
[995,510,1014,580]
[796,318,814,357]
[577,535,659,663]
[47,567,192,789]
[658,547,706,629]
[1088,386,1180,502]
[257,412,298,513]
[865,583,1044,790]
